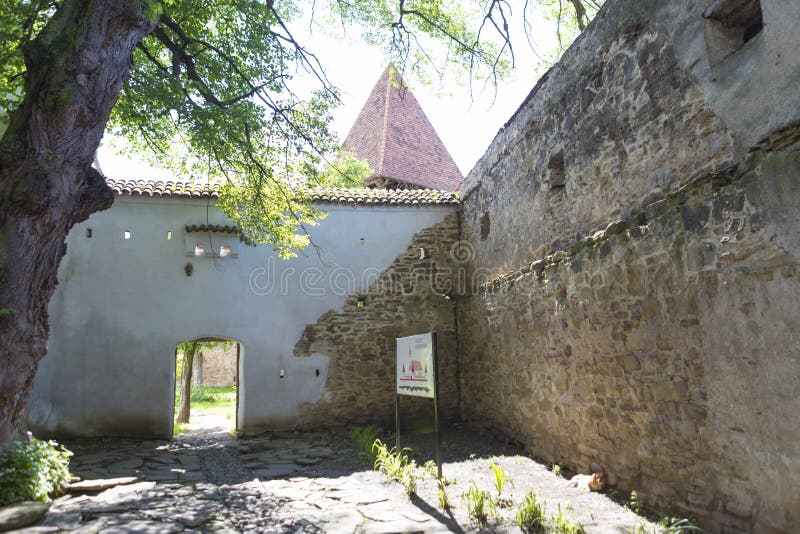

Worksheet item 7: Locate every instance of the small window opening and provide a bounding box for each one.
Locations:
[359,237,366,246]
[167,230,172,240]
[548,150,566,190]
[315,369,320,377]
[219,244,231,257]
[194,243,205,256]
[479,212,490,241]
[356,297,366,308]
[279,368,285,378]
[86,228,92,238]
[123,230,131,240]
[704,0,763,64]
[419,247,428,259]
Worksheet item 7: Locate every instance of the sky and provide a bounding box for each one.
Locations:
[97,3,570,180]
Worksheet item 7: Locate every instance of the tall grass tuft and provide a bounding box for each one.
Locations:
[516,491,546,533]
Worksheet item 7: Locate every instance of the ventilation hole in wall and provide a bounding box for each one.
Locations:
[548,150,566,190]
[279,368,285,378]
[184,262,194,277]
[219,244,231,257]
[315,369,320,377]
[167,230,172,240]
[123,230,131,240]
[194,243,205,256]
[86,228,92,238]
[704,0,763,65]
[480,212,490,240]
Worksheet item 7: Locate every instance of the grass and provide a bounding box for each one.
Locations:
[347,428,420,497]
[189,385,237,421]
[372,439,417,496]
[173,385,237,435]
[552,505,585,534]
[462,482,497,525]
[437,479,450,510]
[620,488,705,534]
[490,461,512,495]
[349,426,380,465]
[516,491,546,533]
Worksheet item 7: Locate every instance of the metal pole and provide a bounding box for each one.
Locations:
[395,393,400,450]
[432,331,442,480]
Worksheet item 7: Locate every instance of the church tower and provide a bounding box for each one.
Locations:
[343,66,463,191]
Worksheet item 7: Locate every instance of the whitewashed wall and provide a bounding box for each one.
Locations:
[28,194,456,438]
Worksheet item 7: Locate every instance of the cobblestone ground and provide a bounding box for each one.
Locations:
[17,424,659,533]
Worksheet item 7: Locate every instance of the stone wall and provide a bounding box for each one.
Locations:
[193,344,238,387]
[461,134,800,531]
[294,213,460,427]
[457,0,800,531]
[462,0,800,275]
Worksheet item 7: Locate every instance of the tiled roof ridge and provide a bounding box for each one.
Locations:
[376,65,393,177]
[105,178,460,206]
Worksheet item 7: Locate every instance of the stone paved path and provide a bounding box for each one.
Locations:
[13,426,660,533]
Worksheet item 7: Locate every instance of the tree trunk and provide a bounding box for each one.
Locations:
[0,0,156,444]
[176,343,198,424]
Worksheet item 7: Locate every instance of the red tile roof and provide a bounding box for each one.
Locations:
[343,66,464,191]
[105,179,460,206]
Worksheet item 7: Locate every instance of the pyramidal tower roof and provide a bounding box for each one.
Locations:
[343,66,463,191]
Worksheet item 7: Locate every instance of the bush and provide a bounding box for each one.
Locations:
[0,433,72,506]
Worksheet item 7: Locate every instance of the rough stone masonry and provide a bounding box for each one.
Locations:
[457,0,800,532]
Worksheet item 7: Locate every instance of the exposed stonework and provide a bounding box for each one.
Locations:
[193,345,238,388]
[461,133,800,531]
[463,21,734,273]
[457,1,800,532]
[294,213,460,426]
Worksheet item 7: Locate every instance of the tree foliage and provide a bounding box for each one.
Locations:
[318,152,374,188]
[0,0,600,258]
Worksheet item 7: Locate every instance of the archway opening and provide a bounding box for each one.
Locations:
[173,336,241,439]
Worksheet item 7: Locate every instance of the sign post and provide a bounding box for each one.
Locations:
[396,331,442,479]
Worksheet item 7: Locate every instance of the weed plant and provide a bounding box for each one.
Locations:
[462,482,496,525]
[552,504,586,534]
[489,461,512,495]
[516,491,546,533]
[372,439,417,496]
[349,426,380,465]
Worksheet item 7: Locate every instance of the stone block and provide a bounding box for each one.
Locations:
[616,353,641,372]
[682,403,707,424]
[652,381,689,401]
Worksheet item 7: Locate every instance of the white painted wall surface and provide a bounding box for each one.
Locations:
[28,195,455,438]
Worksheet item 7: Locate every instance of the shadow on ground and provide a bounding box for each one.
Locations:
[19,423,658,533]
